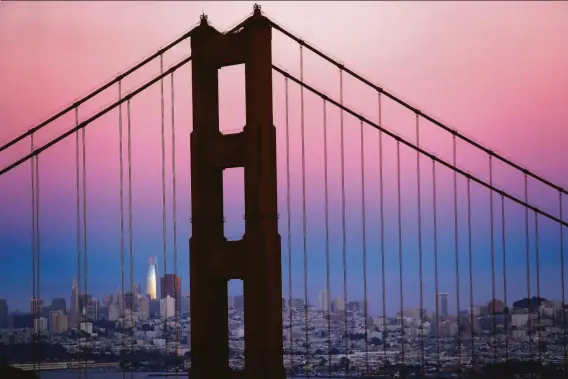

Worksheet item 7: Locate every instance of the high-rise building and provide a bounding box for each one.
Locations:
[146,256,158,300]
[160,295,176,319]
[160,273,181,312]
[318,290,329,311]
[234,295,244,310]
[70,277,79,327]
[437,293,449,318]
[49,310,68,334]
[0,299,8,329]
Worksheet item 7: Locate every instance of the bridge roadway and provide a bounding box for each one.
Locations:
[11,360,120,371]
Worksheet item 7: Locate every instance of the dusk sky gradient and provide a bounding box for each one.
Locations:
[1,1,567,317]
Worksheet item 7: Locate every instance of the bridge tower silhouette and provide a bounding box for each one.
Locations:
[189,5,284,379]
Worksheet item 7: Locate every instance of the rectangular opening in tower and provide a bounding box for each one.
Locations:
[228,279,244,371]
[222,167,244,239]
[218,64,246,135]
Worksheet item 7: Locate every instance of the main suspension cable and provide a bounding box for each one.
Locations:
[452,135,462,367]
[378,92,387,357]
[489,156,497,362]
[432,159,441,377]
[118,80,127,378]
[396,139,405,366]
[171,71,180,357]
[323,97,332,377]
[339,67,349,364]
[360,117,369,370]
[284,76,294,371]
[299,44,310,364]
[415,113,425,372]
[467,177,474,361]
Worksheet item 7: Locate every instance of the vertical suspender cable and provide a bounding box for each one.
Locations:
[415,114,425,372]
[118,80,127,378]
[323,98,332,377]
[74,109,83,378]
[378,92,387,357]
[467,176,476,360]
[35,145,41,374]
[339,67,349,365]
[159,54,169,367]
[127,99,134,376]
[432,159,440,377]
[299,44,310,364]
[524,173,532,358]
[467,178,474,361]
[81,105,88,378]
[30,134,36,316]
[452,135,462,366]
[501,195,509,363]
[489,156,497,362]
[284,76,293,372]
[535,211,542,363]
[30,134,37,372]
[396,139,404,365]
[360,118,369,370]
[560,192,567,371]
[171,72,180,357]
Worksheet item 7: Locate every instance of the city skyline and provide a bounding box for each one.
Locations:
[1,2,567,317]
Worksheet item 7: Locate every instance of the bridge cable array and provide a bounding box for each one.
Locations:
[268,18,568,200]
[273,65,568,230]
[562,194,567,369]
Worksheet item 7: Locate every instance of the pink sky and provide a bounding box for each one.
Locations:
[0,1,567,311]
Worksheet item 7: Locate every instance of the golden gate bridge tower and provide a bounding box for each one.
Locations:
[189,5,285,379]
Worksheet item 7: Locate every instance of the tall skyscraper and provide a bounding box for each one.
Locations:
[160,273,181,312]
[437,292,449,318]
[70,277,79,327]
[30,297,43,314]
[146,256,158,300]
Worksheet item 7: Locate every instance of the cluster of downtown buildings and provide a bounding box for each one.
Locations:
[1,258,568,372]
